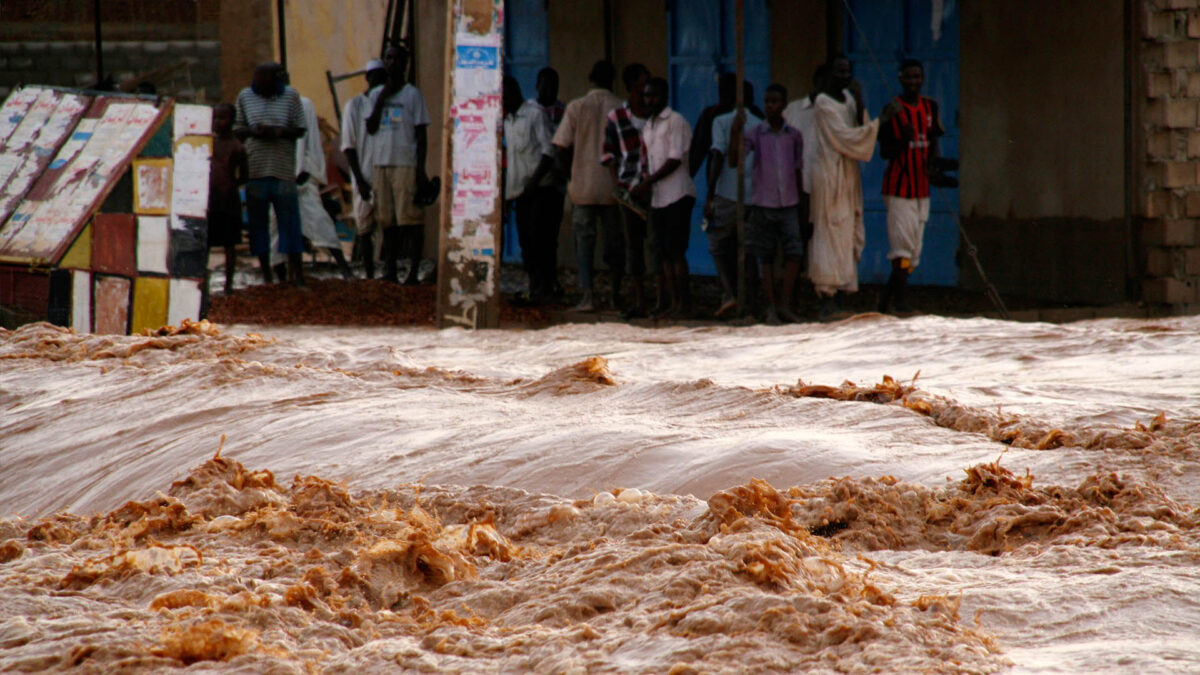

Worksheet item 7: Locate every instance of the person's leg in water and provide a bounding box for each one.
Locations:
[274,180,307,288]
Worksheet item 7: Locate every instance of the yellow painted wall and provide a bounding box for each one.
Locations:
[59,222,92,270]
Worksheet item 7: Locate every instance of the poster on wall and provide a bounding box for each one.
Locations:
[437,0,504,330]
[133,158,173,215]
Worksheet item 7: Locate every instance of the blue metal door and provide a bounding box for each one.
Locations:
[846,0,959,286]
[502,0,549,264]
[667,0,770,276]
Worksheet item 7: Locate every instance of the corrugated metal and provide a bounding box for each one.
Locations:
[0,266,50,315]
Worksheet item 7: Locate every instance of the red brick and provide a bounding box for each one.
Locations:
[1147,98,1198,128]
[1146,247,1178,277]
[1165,41,1200,69]
[1144,218,1199,245]
[1150,130,1179,158]
[1147,8,1178,38]
[1165,0,1200,11]
[1186,247,1200,274]
[1148,72,1177,98]
[1143,277,1195,304]
[1162,161,1198,187]
[1146,189,1174,217]
[1185,191,1200,216]
[1190,9,1200,36]
[1187,130,1200,157]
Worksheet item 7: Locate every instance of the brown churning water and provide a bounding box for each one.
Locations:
[1,316,1198,672]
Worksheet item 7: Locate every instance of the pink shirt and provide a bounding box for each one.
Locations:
[642,106,697,208]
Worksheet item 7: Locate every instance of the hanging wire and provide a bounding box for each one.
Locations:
[840,0,1011,320]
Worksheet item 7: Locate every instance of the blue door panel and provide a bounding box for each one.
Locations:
[502,0,549,264]
[847,0,959,286]
[668,0,770,277]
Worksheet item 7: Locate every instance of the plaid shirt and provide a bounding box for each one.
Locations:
[601,103,646,188]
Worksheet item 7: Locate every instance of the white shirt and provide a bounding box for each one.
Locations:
[505,99,554,200]
[785,90,854,194]
[366,83,431,168]
[340,92,378,183]
[296,96,326,184]
[642,106,696,209]
[710,109,759,202]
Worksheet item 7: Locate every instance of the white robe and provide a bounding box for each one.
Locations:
[807,93,878,295]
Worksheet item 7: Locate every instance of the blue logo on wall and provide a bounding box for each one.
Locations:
[456,45,498,69]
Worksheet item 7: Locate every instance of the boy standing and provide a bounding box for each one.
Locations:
[633,77,696,318]
[877,59,944,314]
[207,103,247,295]
[732,84,806,324]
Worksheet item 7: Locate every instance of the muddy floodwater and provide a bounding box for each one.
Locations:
[1,315,1198,673]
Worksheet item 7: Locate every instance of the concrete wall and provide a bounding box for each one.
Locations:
[959,1,1130,304]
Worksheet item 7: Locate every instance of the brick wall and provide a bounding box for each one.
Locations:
[0,41,221,103]
[1140,0,1200,313]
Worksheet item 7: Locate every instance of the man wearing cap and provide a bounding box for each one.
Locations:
[366,44,432,285]
[342,58,388,278]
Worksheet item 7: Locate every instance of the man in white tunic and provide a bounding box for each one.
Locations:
[808,56,879,319]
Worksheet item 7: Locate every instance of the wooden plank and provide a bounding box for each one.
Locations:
[136,215,170,274]
[168,277,204,326]
[91,213,137,276]
[92,275,131,334]
[71,269,92,332]
[131,276,169,334]
[435,0,504,329]
[0,95,173,266]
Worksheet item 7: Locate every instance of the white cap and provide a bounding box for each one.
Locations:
[365,59,385,72]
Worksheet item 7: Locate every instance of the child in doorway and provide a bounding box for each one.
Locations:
[207,102,248,295]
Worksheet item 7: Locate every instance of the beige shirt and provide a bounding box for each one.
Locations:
[552,88,622,205]
[642,106,696,209]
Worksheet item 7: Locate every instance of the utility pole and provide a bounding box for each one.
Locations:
[734,0,746,313]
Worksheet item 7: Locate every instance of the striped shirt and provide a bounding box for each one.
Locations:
[880,96,942,199]
[601,103,647,188]
[234,86,305,180]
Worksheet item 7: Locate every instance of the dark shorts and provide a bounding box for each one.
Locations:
[746,205,805,262]
[206,209,242,248]
[651,196,695,261]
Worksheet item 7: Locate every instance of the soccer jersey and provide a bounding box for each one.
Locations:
[880,96,943,199]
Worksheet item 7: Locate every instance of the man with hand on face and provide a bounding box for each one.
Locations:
[807,55,879,320]
[876,59,944,315]
[633,77,696,319]
[366,44,432,285]
[234,62,307,287]
[342,59,388,279]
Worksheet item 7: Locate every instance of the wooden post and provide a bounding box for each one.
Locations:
[93,0,103,85]
[435,0,504,329]
[734,0,746,313]
[276,0,287,70]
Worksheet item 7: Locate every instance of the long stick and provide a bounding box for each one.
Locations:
[93,0,103,85]
[734,0,746,314]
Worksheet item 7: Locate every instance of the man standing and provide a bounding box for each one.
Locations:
[783,64,830,246]
[707,80,760,319]
[503,76,558,304]
[529,67,566,300]
[808,55,879,319]
[276,71,354,280]
[601,62,653,317]
[633,77,696,319]
[876,59,944,315]
[367,44,432,284]
[341,59,388,279]
[552,60,624,312]
[732,84,806,325]
[234,62,307,287]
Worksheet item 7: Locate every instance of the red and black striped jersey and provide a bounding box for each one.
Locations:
[880,96,944,199]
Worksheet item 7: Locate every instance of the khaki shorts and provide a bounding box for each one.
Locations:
[374,165,424,227]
